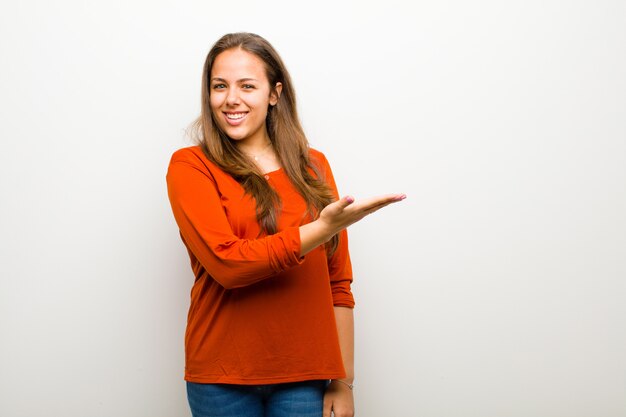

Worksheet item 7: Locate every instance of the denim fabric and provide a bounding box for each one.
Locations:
[186,380,327,417]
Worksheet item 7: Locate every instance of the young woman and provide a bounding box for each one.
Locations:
[166,32,405,417]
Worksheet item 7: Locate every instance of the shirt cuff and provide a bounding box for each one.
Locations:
[267,226,305,273]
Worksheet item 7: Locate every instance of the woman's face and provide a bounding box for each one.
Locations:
[209,48,281,145]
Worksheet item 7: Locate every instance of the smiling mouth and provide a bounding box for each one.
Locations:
[225,112,247,120]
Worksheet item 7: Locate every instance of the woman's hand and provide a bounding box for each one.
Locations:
[319,194,406,236]
[324,380,355,417]
[299,193,406,256]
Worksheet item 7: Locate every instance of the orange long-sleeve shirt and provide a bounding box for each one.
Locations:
[166,146,354,384]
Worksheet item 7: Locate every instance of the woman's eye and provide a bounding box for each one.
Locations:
[242,84,255,89]
[212,84,226,90]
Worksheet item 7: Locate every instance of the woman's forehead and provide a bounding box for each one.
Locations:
[211,49,267,82]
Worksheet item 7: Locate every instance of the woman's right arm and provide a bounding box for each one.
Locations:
[167,148,405,288]
[167,150,305,289]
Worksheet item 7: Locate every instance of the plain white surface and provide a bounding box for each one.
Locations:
[1,0,625,416]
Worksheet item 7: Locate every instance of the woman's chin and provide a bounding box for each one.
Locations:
[220,126,246,141]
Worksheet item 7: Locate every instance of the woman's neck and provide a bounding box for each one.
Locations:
[236,138,272,155]
[235,134,280,173]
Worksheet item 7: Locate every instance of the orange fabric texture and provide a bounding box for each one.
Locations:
[166,146,354,384]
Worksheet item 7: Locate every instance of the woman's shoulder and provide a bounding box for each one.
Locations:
[307,147,330,167]
[169,146,221,170]
[168,145,227,182]
[170,145,205,163]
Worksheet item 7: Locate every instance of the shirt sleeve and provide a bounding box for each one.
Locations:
[166,148,304,289]
[313,151,355,308]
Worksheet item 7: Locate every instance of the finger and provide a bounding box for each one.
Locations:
[355,193,406,210]
[352,195,404,213]
[335,195,355,210]
[362,201,395,214]
[323,398,333,417]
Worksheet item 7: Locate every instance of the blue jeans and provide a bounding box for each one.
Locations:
[186,380,327,417]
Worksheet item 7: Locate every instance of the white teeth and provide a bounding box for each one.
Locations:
[226,113,246,120]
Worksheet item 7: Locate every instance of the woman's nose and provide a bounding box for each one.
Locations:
[226,88,240,105]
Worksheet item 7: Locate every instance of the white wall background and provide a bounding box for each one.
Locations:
[1,0,625,416]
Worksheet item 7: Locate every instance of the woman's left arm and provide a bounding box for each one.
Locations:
[314,150,355,416]
[324,306,355,417]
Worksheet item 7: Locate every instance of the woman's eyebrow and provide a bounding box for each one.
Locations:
[210,77,259,83]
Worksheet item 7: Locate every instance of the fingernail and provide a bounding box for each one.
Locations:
[345,196,354,203]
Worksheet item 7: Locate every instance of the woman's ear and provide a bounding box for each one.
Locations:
[269,82,283,106]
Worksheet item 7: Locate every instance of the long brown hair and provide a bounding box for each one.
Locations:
[189,32,339,254]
